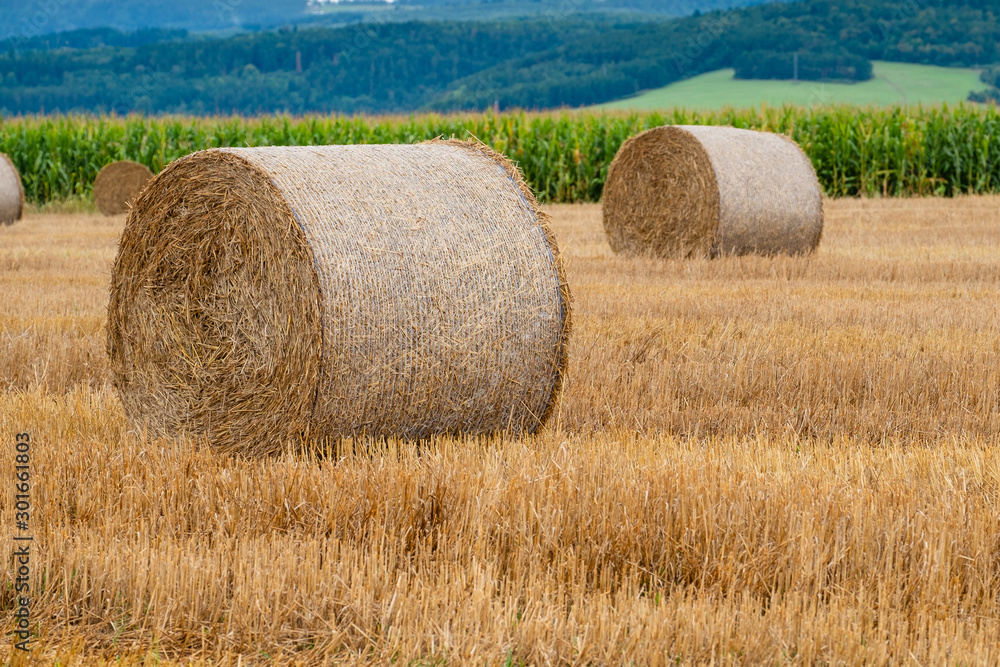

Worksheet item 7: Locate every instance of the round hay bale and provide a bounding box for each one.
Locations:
[93,160,154,216]
[0,153,24,225]
[602,125,824,258]
[107,140,571,454]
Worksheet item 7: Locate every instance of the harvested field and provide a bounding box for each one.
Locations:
[2,197,1000,664]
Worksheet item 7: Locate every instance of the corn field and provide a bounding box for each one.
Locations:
[3,104,1000,205]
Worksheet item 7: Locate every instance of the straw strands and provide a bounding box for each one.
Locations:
[0,152,24,224]
[93,160,154,216]
[106,140,570,454]
[603,125,824,258]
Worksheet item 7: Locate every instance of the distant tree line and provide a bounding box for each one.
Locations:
[0,0,998,115]
[0,0,307,36]
[0,0,775,37]
[969,64,1000,103]
[0,19,599,115]
[436,0,1000,110]
[734,49,873,82]
[6,28,188,52]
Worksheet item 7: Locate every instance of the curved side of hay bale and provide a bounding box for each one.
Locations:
[94,160,155,216]
[602,125,823,258]
[0,153,24,225]
[680,125,824,256]
[107,142,570,454]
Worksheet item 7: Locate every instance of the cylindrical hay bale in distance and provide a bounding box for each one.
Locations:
[93,160,154,216]
[0,153,24,225]
[107,141,571,454]
[603,125,823,258]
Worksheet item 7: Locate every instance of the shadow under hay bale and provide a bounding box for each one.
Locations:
[603,125,824,258]
[93,160,154,216]
[0,153,24,225]
[107,140,571,455]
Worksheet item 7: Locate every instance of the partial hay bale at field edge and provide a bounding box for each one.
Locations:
[107,140,571,455]
[93,160,154,216]
[603,125,824,258]
[0,152,24,225]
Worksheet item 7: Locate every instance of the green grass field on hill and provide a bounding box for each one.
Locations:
[600,61,990,110]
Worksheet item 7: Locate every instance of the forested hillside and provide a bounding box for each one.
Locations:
[3,28,189,52]
[436,0,1000,109]
[0,0,307,36]
[1,0,998,115]
[0,0,773,37]
[0,20,604,115]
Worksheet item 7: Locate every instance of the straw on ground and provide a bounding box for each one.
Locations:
[2,198,1000,664]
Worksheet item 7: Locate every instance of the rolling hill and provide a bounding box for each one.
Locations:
[432,0,1000,111]
[1,0,998,115]
[599,62,990,110]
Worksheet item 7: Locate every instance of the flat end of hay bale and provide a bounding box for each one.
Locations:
[107,151,324,455]
[94,160,155,216]
[0,152,24,225]
[602,126,720,259]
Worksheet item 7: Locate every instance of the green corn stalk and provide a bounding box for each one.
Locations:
[2,104,1000,205]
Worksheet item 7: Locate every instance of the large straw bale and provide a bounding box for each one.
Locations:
[107,140,571,454]
[0,152,24,225]
[603,125,824,258]
[93,160,154,216]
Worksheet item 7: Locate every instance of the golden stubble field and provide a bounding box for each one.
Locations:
[2,198,1000,665]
